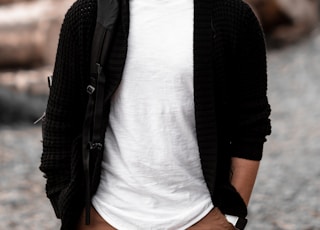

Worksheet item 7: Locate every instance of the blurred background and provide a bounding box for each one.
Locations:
[0,0,319,229]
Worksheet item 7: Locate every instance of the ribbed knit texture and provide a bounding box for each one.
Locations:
[40,0,271,229]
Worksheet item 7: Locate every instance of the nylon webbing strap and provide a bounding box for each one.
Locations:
[82,0,119,225]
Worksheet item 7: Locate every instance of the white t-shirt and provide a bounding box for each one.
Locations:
[92,0,213,229]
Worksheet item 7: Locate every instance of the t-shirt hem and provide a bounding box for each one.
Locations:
[92,199,127,229]
[177,203,214,230]
[92,198,214,230]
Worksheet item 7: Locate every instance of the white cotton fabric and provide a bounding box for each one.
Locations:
[92,0,213,229]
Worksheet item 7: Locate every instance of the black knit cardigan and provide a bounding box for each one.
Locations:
[40,0,271,229]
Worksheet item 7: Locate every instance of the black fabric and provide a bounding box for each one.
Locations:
[236,217,248,230]
[194,0,217,196]
[89,24,106,72]
[82,0,120,224]
[40,0,271,229]
[97,0,119,29]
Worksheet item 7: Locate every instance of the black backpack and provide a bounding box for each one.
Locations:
[35,0,121,224]
[82,0,120,224]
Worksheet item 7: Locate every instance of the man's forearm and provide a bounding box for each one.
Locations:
[230,157,260,206]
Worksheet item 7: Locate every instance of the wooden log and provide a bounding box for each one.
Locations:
[271,0,319,43]
[244,0,293,34]
[0,0,73,68]
[245,0,319,45]
[0,0,35,6]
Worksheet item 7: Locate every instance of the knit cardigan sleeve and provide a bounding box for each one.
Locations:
[229,3,271,161]
[39,1,90,217]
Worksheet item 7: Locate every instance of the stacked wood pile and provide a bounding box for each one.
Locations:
[0,0,319,123]
[0,0,73,123]
[0,0,34,4]
[0,0,318,69]
[0,0,73,68]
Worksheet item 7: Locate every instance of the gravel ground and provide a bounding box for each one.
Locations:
[1,29,320,230]
[247,29,320,230]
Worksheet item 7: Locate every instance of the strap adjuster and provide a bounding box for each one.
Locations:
[87,142,103,151]
[86,85,95,95]
[47,75,53,89]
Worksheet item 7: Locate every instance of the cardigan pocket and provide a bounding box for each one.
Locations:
[58,134,85,218]
[58,134,105,228]
[47,187,65,219]
[45,134,84,220]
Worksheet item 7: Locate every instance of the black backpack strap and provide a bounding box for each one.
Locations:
[82,0,120,224]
